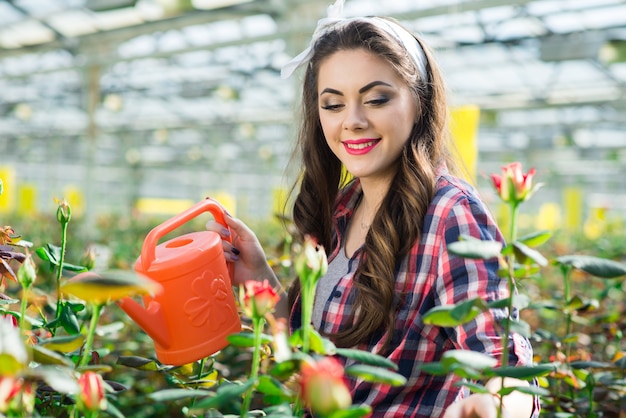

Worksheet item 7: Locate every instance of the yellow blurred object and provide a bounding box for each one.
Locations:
[18,183,37,215]
[64,185,84,217]
[40,335,86,353]
[583,206,606,240]
[0,166,16,214]
[213,192,236,217]
[135,198,195,215]
[62,270,162,305]
[536,203,562,231]
[563,187,583,233]
[273,187,288,216]
[450,105,480,184]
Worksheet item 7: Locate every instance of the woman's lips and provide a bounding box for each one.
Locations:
[343,138,380,155]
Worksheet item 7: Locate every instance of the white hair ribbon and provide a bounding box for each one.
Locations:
[280,0,428,81]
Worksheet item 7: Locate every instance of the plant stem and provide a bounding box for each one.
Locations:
[241,316,264,417]
[499,202,519,418]
[54,222,69,334]
[19,285,28,332]
[301,279,315,354]
[197,357,206,380]
[508,203,519,244]
[79,303,103,367]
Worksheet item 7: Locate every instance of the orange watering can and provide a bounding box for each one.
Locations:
[118,199,241,366]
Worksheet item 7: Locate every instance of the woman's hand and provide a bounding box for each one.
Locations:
[442,393,510,418]
[206,214,289,318]
[443,378,532,418]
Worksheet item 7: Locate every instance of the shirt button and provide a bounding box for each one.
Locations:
[333,290,342,298]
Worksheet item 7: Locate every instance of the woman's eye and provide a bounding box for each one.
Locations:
[366,97,389,106]
[321,104,343,111]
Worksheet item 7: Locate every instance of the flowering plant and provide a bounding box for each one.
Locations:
[418,162,626,417]
[2,166,626,417]
[1,172,406,417]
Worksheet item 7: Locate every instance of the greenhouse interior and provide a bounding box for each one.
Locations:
[1,0,626,417]
[1,0,626,226]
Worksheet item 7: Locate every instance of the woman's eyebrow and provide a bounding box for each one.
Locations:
[320,87,342,96]
[359,80,392,93]
[319,81,392,97]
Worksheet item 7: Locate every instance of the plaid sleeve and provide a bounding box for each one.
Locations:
[434,188,539,417]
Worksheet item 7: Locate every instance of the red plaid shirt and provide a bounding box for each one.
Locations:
[290,169,538,417]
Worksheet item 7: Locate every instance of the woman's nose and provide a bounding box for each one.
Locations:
[342,105,368,131]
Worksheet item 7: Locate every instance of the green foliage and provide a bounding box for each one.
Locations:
[2,172,626,417]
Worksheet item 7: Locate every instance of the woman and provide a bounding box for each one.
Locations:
[208,1,536,416]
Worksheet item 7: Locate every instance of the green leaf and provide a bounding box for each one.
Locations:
[512,265,541,279]
[570,360,614,370]
[191,380,255,410]
[517,230,552,248]
[423,298,487,327]
[117,356,162,371]
[335,348,398,370]
[416,361,448,376]
[0,353,24,375]
[566,295,585,310]
[29,366,79,394]
[36,244,61,268]
[555,255,626,278]
[344,364,407,386]
[289,329,303,347]
[76,364,113,374]
[227,332,272,348]
[498,385,550,397]
[61,262,88,273]
[59,302,81,335]
[269,358,300,380]
[39,334,85,353]
[149,388,212,402]
[442,350,497,372]
[488,364,557,379]
[263,403,297,417]
[309,329,330,354]
[454,380,490,394]
[447,236,502,260]
[513,242,548,266]
[61,270,162,304]
[489,294,529,311]
[0,297,19,305]
[328,405,372,418]
[31,344,74,367]
[508,319,532,338]
[256,375,289,397]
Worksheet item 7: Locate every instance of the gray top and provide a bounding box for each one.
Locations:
[312,246,351,329]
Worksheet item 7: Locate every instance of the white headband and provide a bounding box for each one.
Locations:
[280,0,428,81]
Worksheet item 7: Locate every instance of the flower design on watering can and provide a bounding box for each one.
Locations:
[184,271,234,330]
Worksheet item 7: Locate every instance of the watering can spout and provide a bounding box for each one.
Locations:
[117,297,170,349]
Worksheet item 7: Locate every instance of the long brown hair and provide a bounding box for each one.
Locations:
[289,19,454,351]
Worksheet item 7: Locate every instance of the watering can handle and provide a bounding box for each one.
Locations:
[140,198,232,272]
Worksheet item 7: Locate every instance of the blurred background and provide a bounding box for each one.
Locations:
[1,0,625,243]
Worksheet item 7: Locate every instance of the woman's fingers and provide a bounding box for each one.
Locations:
[205,219,240,260]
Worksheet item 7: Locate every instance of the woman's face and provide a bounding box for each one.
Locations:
[317,48,417,185]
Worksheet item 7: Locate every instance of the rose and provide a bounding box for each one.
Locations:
[55,198,71,225]
[490,162,539,205]
[241,279,280,319]
[300,357,352,416]
[294,235,328,288]
[77,372,107,412]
